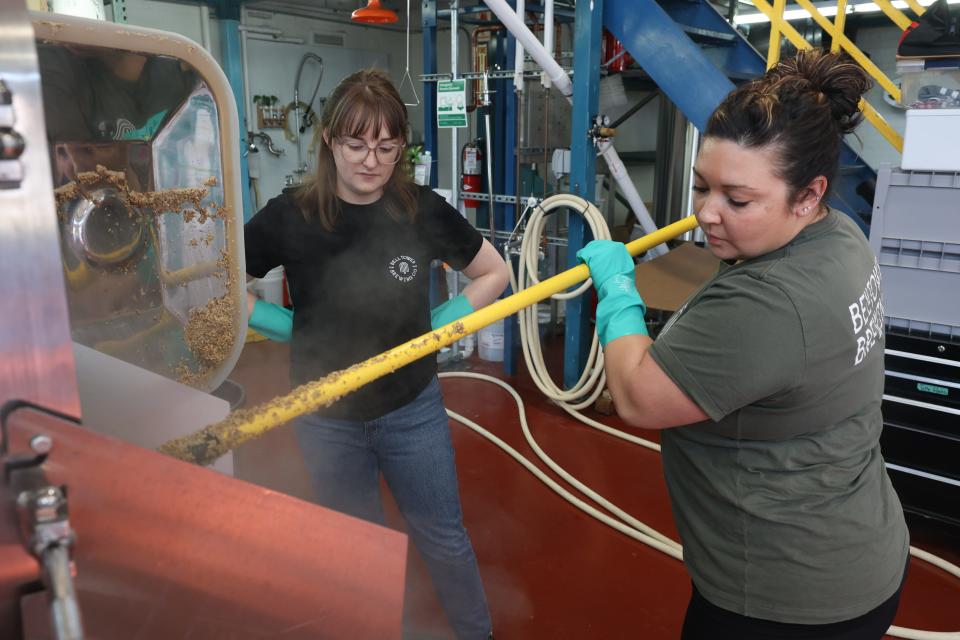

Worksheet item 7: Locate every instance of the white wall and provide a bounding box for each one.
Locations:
[122,0,209,48]
[110,0,422,204]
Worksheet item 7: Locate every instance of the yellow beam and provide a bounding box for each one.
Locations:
[871,0,914,30]
[753,0,902,102]
[794,0,901,99]
[750,0,811,51]
[831,0,849,53]
[159,215,702,466]
[904,0,925,17]
[768,0,787,70]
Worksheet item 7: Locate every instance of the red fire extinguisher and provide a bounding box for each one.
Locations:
[461,140,483,208]
[601,29,633,73]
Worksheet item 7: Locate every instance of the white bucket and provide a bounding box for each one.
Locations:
[478,320,504,362]
[254,266,285,306]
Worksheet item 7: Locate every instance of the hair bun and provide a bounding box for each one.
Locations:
[772,49,872,134]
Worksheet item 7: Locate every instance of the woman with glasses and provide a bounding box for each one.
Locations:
[244,68,508,640]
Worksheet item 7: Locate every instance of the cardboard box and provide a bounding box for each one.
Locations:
[634,242,720,312]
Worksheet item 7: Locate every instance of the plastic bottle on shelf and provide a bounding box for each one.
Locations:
[414,150,432,186]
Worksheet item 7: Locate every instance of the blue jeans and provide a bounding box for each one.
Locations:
[292,377,492,640]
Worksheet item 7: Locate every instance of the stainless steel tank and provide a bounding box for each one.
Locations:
[34,15,246,391]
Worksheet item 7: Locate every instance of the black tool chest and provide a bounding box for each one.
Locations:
[881,332,960,526]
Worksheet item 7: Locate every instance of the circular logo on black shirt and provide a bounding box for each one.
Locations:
[388,255,418,283]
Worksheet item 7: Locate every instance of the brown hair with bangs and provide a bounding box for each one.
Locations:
[293,68,418,230]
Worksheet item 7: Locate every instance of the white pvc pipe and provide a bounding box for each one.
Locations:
[542,0,553,89]
[246,34,304,44]
[600,142,664,256]
[237,24,282,35]
[485,0,571,97]
[483,0,662,250]
[240,19,253,134]
[513,0,525,93]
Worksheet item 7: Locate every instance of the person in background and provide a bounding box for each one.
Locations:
[38,43,196,143]
[577,49,908,640]
[244,68,508,640]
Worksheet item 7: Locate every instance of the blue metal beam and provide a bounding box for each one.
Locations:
[564,0,602,388]
[219,16,252,221]
[604,0,734,132]
[659,0,765,80]
[422,0,439,189]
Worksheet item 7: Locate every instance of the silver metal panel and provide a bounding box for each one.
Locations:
[0,0,80,418]
[72,342,233,475]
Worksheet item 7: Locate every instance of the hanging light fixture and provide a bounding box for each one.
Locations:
[351,0,399,24]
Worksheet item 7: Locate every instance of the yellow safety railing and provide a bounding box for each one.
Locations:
[754,0,927,152]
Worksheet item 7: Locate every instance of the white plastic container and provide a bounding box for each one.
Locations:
[253,266,285,306]
[902,109,960,172]
[478,320,504,362]
[414,150,432,186]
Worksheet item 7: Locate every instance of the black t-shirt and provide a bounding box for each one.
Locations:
[245,186,483,419]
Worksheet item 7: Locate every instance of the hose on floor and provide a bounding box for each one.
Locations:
[449,194,960,640]
[507,194,663,454]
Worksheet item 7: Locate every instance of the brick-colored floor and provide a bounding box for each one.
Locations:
[229,340,960,639]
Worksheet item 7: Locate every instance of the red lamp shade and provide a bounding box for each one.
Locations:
[351,0,399,24]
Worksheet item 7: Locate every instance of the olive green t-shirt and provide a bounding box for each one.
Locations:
[650,210,908,624]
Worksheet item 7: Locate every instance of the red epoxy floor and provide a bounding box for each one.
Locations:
[229,341,960,639]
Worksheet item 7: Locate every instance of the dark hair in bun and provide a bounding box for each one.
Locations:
[705,49,872,203]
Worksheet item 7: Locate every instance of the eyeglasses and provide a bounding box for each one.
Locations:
[335,137,404,165]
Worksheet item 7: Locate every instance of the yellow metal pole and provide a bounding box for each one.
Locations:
[871,0,914,30]
[158,216,701,466]
[903,0,925,17]
[832,0,849,53]
[752,0,903,151]
[792,0,901,100]
[768,0,786,70]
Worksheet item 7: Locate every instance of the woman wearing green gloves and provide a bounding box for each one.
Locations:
[244,69,508,640]
[578,50,908,639]
[247,281,481,341]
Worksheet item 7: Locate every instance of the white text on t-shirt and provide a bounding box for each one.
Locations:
[849,260,884,366]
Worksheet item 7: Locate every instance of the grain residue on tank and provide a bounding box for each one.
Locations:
[55,165,240,386]
[185,293,237,365]
[55,165,219,223]
[160,330,452,465]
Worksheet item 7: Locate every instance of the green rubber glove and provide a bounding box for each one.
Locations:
[249,298,293,342]
[431,294,474,330]
[576,240,648,346]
